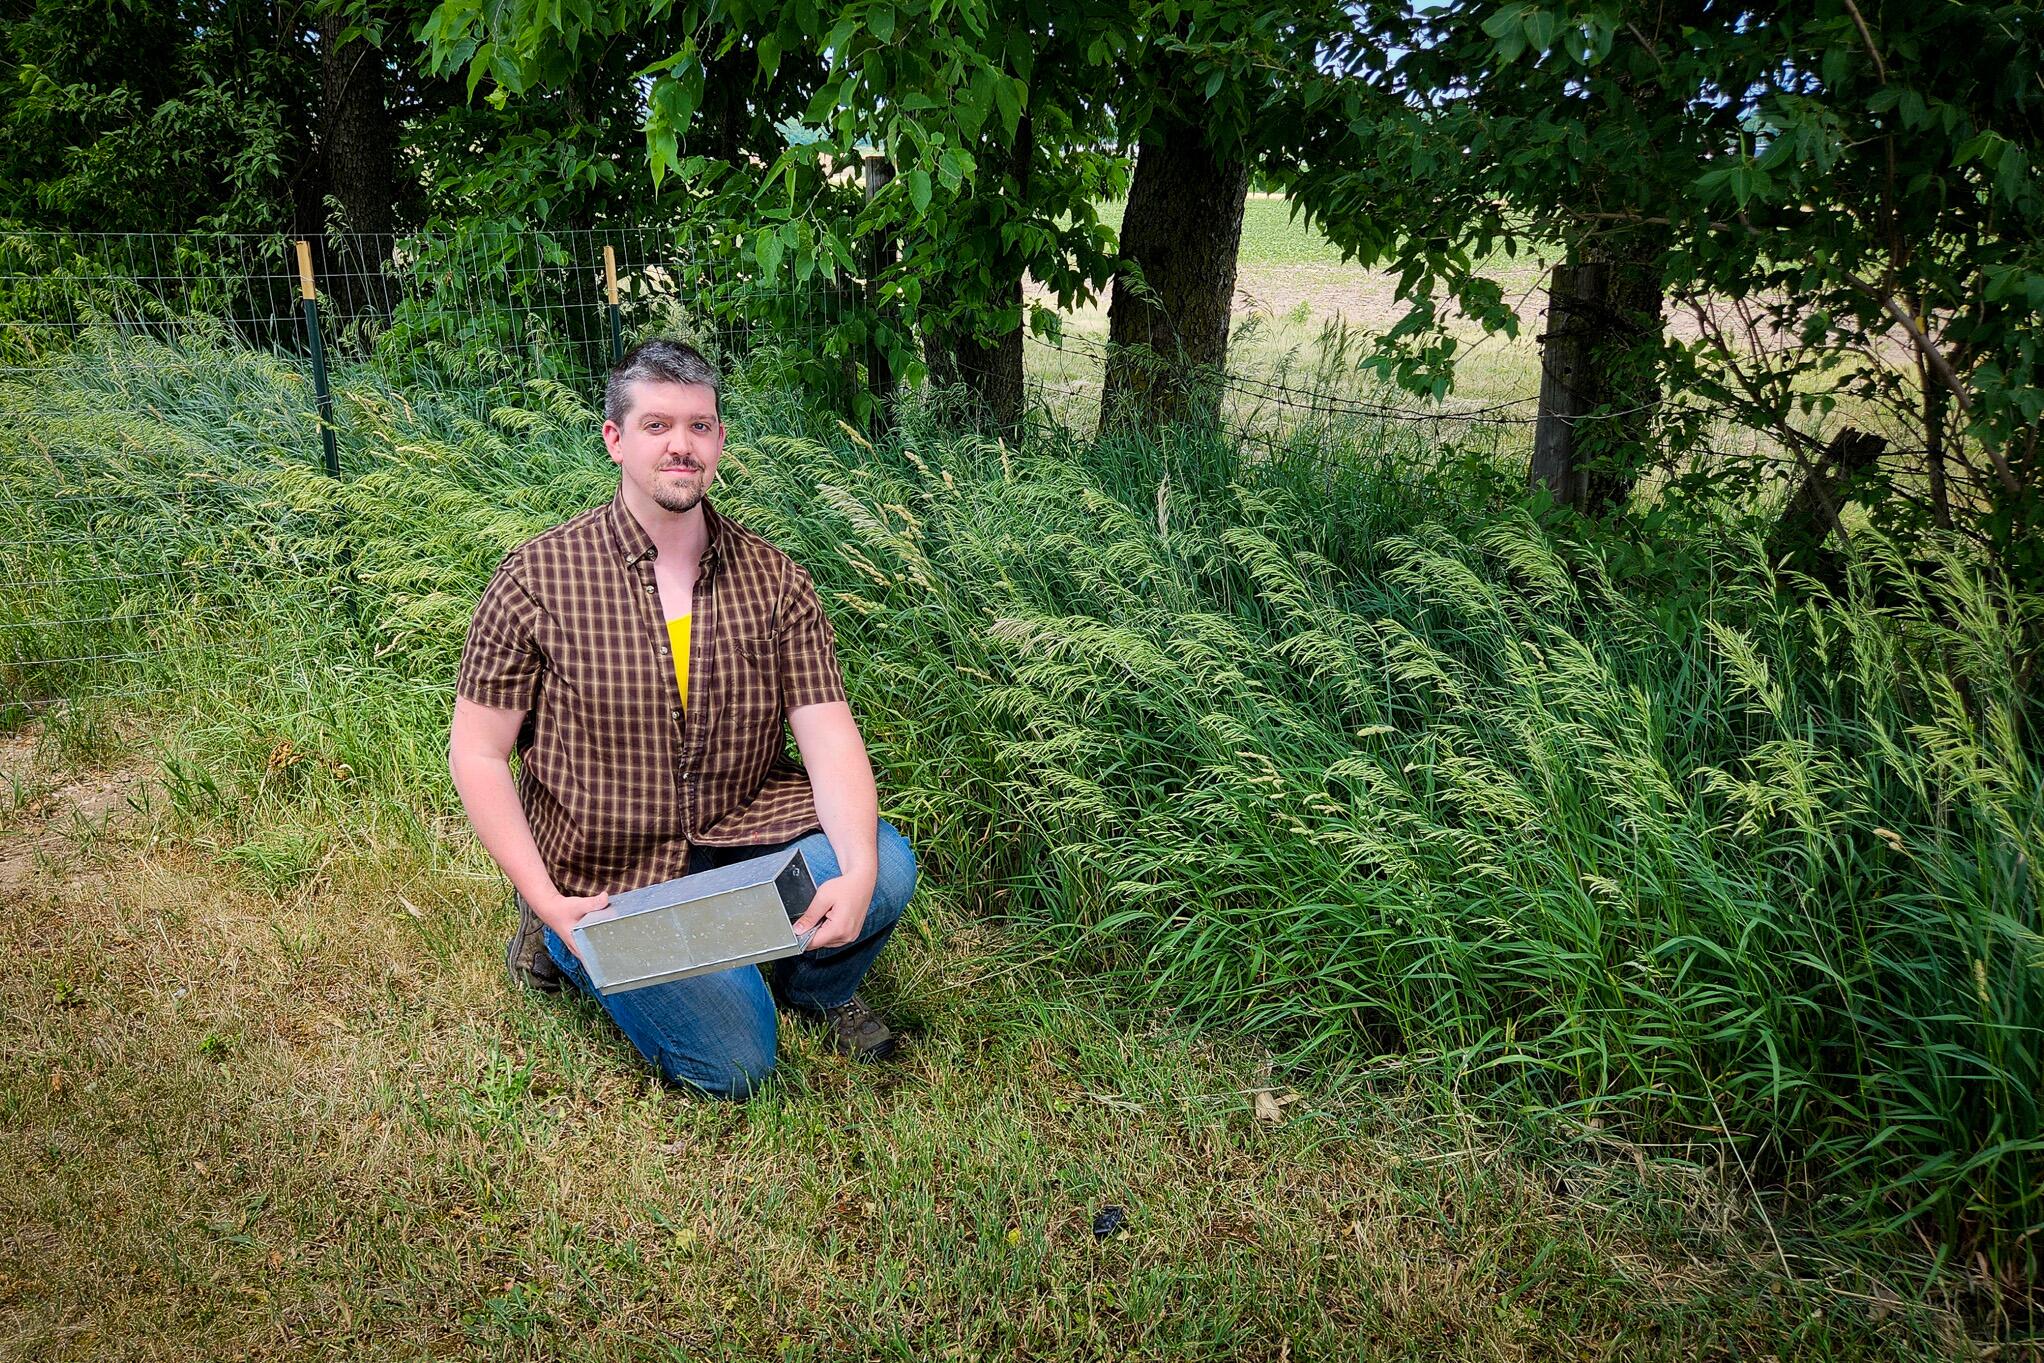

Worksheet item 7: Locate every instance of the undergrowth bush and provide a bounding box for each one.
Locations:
[3,333,2039,1298]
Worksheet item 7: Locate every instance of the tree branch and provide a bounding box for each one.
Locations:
[1841,0,1888,83]
[1837,268,2022,497]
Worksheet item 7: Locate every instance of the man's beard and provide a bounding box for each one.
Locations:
[651,484,705,514]
[650,469,707,514]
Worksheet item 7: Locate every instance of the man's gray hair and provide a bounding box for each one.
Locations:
[605,338,721,427]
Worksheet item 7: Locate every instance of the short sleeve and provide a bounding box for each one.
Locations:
[457,555,546,711]
[776,563,847,712]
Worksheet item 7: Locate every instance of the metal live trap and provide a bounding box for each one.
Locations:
[571,846,819,995]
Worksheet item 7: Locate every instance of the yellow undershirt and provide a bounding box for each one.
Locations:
[666,614,692,706]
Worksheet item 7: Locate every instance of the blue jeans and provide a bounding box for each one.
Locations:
[543,819,915,1100]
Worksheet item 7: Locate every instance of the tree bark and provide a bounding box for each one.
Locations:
[1766,427,1887,572]
[695,47,750,168]
[950,279,1025,440]
[1529,243,1663,515]
[864,155,899,435]
[1097,114,1249,435]
[922,276,1027,441]
[319,17,396,319]
[921,117,1033,442]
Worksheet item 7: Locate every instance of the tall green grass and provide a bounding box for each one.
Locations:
[3,332,2039,1300]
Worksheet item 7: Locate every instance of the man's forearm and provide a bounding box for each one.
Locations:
[795,704,880,885]
[449,750,564,909]
[813,769,879,885]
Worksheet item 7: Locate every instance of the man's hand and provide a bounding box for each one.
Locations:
[532,891,610,957]
[791,874,874,952]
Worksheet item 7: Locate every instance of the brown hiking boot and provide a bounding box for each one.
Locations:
[820,993,897,1062]
[506,894,565,994]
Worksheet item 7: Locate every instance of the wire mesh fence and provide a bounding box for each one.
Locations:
[0,226,852,385]
[0,225,863,718]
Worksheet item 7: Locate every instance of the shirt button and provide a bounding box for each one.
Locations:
[643,582,656,593]
[670,708,682,719]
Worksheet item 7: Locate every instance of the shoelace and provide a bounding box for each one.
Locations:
[829,998,876,1028]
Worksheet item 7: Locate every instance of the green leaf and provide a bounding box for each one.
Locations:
[756,228,784,277]
[1481,4,1529,40]
[869,4,895,43]
[465,41,495,100]
[648,127,678,189]
[823,230,859,276]
[959,67,994,137]
[1954,130,2003,166]
[937,146,976,189]
[993,76,1023,140]
[907,167,933,213]
[1996,145,2029,203]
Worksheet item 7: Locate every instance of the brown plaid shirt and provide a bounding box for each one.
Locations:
[457,492,847,896]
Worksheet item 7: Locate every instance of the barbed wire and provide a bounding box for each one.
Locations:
[1030,327,1770,436]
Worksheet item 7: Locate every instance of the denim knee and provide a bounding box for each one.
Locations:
[872,820,918,926]
[665,1037,776,1101]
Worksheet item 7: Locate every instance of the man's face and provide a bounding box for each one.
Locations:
[602,379,725,516]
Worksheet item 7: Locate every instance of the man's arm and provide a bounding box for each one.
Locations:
[448,696,608,952]
[787,699,878,951]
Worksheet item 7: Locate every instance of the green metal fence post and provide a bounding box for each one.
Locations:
[295,240,340,478]
[604,244,625,367]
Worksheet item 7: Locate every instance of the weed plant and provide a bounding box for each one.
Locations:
[2,332,2038,1304]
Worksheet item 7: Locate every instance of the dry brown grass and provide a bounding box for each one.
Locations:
[0,737,1971,1361]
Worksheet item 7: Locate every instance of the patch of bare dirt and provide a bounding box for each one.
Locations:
[0,723,151,900]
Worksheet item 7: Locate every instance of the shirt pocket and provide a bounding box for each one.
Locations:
[719,632,785,766]
[727,633,779,702]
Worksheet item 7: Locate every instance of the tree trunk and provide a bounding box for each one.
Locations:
[1097,114,1249,435]
[921,277,1027,441]
[319,18,396,320]
[1766,427,1887,572]
[1922,363,1952,531]
[921,117,1033,442]
[1529,243,1663,515]
[695,48,750,168]
[864,155,899,435]
[951,278,1025,440]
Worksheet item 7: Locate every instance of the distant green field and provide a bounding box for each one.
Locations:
[1091,197,1355,267]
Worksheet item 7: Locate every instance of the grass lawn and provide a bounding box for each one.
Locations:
[0,729,1968,1360]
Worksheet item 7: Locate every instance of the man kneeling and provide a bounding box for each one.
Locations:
[448,339,911,1098]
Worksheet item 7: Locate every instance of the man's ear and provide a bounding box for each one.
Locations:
[601,420,623,462]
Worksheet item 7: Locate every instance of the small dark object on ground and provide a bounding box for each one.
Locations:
[1092,1206,1127,1240]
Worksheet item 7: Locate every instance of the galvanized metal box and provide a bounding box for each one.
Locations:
[571,847,818,995]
